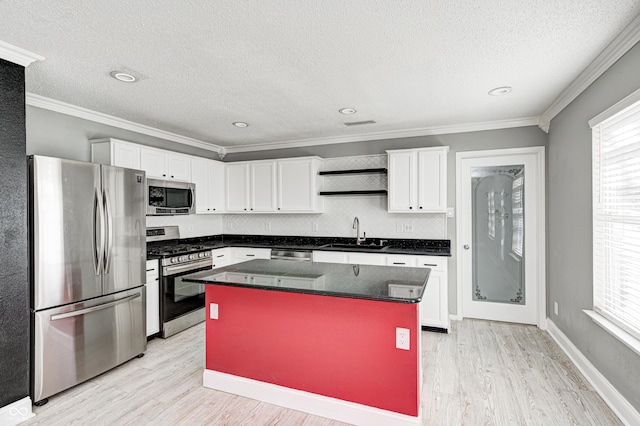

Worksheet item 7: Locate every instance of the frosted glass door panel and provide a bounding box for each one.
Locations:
[471,165,524,305]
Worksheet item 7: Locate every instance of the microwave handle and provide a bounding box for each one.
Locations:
[189,187,194,207]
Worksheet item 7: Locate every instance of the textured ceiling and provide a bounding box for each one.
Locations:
[1,1,639,149]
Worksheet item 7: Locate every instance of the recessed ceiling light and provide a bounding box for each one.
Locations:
[339,108,357,115]
[232,122,249,128]
[110,71,137,83]
[488,86,512,96]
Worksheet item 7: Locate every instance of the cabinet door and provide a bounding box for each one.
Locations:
[140,148,167,179]
[250,161,277,212]
[167,153,191,181]
[112,143,141,170]
[191,158,211,213]
[312,251,347,263]
[417,150,447,212]
[388,152,416,212]
[278,159,317,212]
[347,252,385,266]
[210,161,226,212]
[420,271,446,328]
[145,260,160,336]
[226,163,249,212]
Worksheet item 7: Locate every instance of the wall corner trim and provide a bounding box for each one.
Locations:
[25,93,225,154]
[0,40,45,67]
[546,319,640,426]
[0,397,35,426]
[223,116,541,154]
[540,13,640,125]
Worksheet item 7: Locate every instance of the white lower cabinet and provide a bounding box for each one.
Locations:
[145,259,160,337]
[230,247,271,264]
[313,251,449,330]
[211,248,231,269]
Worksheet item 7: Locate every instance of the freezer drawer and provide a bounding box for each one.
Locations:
[32,287,146,403]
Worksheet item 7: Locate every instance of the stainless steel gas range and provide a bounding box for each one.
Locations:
[147,227,213,338]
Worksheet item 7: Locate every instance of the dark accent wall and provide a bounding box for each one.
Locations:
[0,58,29,407]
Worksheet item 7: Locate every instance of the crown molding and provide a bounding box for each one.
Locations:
[540,13,640,129]
[224,116,541,153]
[26,93,224,154]
[0,40,45,67]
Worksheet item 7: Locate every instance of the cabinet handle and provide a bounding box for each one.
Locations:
[250,208,253,211]
[393,262,405,265]
[409,206,413,210]
[145,268,155,272]
[171,175,174,178]
[246,254,255,257]
[278,208,281,210]
[244,208,247,211]
[162,174,166,177]
[216,255,225,258]
[419,206,423,209]
[423,263,437,267]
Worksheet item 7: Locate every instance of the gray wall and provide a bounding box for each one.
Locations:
[225,126,548,314]
[548,41,640,411]
[0,59,29,408]
[27,108,547,316]
[26,105,222,161]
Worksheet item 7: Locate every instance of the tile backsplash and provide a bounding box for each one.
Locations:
[224,154,446,240]
[147,154,446,240]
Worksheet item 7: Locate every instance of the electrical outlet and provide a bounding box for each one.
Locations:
[554,301,559,316]
[210,303,219,320]
[227,222,233,230]
[396,223,403,233]
[403,223,413,232]
[396,327,410,350]
[312,222,319,232]
[447,207,455,218]
[265,222,271,231]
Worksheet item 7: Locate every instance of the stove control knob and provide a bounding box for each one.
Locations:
[189,254,196,260]
[204,252,210,258]
[170,257,178,264]
[179,255,187,262]
[198,252,205,258]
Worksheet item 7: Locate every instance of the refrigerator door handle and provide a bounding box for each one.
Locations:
[94,188,105,275]
[50,292,141,321]
[103,189,114,274]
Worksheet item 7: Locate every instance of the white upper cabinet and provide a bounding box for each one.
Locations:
[250,161,277,212]
[387,147,448,213]
[226,163,250,212]
[91,138,141,170]
[277,157,323,213]
[140,147,191,181]
[191,158,226,214]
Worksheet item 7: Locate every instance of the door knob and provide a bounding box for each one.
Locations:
[463,244,470,250]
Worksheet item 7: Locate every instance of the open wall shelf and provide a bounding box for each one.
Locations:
[318,168,387,176]
[319,190,388,196]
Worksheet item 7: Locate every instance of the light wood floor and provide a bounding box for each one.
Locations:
[25,319,621,426]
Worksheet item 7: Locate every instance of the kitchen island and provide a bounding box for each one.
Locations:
[183,260,430,426]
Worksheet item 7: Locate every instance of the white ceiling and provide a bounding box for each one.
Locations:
[1,1,639,152]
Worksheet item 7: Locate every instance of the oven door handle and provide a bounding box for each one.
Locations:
[163,258,212,276]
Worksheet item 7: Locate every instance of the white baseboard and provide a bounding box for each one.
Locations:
[546,320,640,426]
[202,369,420,426]
[0,397,35,426]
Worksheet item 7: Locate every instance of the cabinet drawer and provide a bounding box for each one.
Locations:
[347,252,385,266]
[413,256,447,271]
[385,255,416,267]
[231,247,271,261]
[313,251,347,263]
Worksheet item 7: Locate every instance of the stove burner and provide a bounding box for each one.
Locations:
[147,244,213,257]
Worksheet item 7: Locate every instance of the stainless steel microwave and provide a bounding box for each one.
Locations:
[147,178,195,215]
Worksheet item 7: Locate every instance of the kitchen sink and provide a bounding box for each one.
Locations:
[320,243,387,250]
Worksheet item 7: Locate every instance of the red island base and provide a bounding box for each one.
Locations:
[203,284,421,425]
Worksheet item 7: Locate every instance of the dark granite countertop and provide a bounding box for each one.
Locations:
[183,259,430,303]
[148,234,451,257]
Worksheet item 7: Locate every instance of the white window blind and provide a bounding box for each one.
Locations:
[592,97,640,343]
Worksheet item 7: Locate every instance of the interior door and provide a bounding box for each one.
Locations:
[31,156,103,310]
[102,165,146,295]
[457,148,544,325]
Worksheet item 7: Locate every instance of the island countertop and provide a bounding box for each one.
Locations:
[183,259,430,303]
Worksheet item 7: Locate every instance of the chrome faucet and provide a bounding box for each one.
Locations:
[352,216,366,245]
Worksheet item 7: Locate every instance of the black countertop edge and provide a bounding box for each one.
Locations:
[149,234,451,256]
[184,279,422,304]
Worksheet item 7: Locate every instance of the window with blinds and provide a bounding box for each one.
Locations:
[591,94,640,344]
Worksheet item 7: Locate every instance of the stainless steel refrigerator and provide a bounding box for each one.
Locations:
[28,155,147,404]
